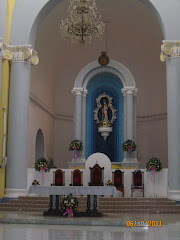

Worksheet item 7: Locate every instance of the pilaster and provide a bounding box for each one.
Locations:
[121,86,138,169]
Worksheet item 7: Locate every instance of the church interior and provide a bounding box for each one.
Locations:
[0,0,180,239]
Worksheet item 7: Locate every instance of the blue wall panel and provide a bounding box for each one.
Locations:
[86,73,124,162]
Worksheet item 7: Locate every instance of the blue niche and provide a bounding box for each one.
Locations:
[86,72,124,162]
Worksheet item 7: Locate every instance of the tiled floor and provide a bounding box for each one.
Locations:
[0,212,180,239]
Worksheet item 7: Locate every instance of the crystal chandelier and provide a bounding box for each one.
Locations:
[60,0,105,45]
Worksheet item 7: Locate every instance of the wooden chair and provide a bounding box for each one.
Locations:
[131,170,144,197]
[70,169,83,186]
[53,169,65,186]
[89,164,104,186]
[113,169,124,197]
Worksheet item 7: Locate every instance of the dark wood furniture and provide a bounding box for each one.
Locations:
[113,169,124,197]
[131,170,144,197]
[70,169,83,186]
[89,164,104,186]
[53,169,65,186]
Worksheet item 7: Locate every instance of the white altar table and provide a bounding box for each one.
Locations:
[28,186,118,217]
[28,186,119,197]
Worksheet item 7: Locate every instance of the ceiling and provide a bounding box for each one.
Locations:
[30,0,166,116]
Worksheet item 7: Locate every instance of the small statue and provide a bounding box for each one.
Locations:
[102,100,108,122]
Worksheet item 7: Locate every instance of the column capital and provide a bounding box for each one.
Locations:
[160,40,180,62]
[72,87,87,96]
[0,38,39,65]
[83,89,88,97]
[121,86,138,96]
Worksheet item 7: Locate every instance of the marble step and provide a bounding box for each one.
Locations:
[18,196,87,201]
[98,205,180,210]
[100,209,180,214]
[99,201,176,206]
[9,200,86,205]
[99,197,169,201]
[0,206,86,212]
[0,203,86,208]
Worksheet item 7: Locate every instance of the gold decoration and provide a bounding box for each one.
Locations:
[31,54,39,65]
[161,41,180,62]
[98,51,109,66]
[60,0,105,45]
[94,92,117,125]
[2,50,13,60]
[22,48,31,60]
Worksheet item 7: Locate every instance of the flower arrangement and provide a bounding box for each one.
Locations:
[62,194,79,217]
[34,157,50,172]
[32,180,40,185]
[146,157,162,172]
[69,140,83,151]
[105,180,113,186]
[122,139,137,152]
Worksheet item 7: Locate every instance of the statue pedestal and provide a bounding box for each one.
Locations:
[68,158,86,169]
[121,158,139,169]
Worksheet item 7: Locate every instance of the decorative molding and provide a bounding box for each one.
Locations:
[71,87,85,96]
[82,89,88,97]
[160,40,180,62]
[168,190,180,201]
[121,86,138,96]
[137,113,167,122]
[30,92,73,121]
[0,38,39,65]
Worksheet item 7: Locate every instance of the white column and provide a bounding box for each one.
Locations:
[122,87,138,141]
[121,87,138,168]
[82,89,88,160]
[3,44,39,198]
[72,87,84,140]
[71,87,84,161]
[161,40,180,201]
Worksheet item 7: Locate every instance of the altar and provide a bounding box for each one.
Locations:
[29,185,119,217]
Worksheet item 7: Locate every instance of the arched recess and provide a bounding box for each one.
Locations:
[72,60,138,163]
[35,129,44,161]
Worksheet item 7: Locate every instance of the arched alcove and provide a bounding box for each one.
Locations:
[35,129,44,161]
[86,72,124,162]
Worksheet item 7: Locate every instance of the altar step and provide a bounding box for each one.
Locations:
[0,196,180,214]
[0,196,86,213]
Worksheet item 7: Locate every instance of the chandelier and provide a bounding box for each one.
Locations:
[60,0,105,45]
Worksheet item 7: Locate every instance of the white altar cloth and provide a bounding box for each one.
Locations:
[28,186,119,197]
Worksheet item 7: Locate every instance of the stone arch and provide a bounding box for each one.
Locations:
[9,0,166,45]
[74,60,136,88]
[35,129,44,161]
[72,60,138,164]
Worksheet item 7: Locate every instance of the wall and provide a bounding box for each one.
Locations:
[137,116,168,168]
[28,100,54,168]
[0,0,6,40]
[26,0,168,168]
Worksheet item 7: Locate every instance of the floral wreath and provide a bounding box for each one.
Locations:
[61,194,79,215]
[146,157,162,172]
[34,157,50,172]
[105,180,113,186]
[32,179,40,185]
[122,139,137,152]
[69,140,83,151]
